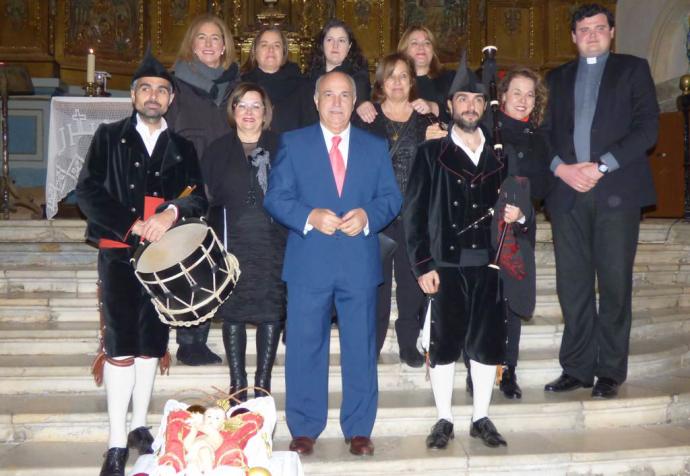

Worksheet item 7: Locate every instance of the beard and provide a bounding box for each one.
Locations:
[136,101,165,122]
[452,111,482,132]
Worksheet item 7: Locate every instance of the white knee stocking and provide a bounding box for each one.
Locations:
[429,362,455,423]
[470,359,495,422]
[130,357,159,430]
[104,357,135,448]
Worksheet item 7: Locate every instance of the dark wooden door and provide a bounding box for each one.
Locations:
[645,112,685,218]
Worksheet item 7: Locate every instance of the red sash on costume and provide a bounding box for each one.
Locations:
[98,196,165,249]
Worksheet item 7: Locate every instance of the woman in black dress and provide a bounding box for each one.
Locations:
[493,66,552,399]
[240,26,310,133]
[355,53,436,367]
[201,83,285,401]
[397,25,454,123]
[166,14,240,365]
[307,19,376,123]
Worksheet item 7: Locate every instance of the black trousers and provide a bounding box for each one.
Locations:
[98,248,168,358]
[429,265,506,366]
[550,191,640,384]
[505,307,521,367]
[376,220,425,354]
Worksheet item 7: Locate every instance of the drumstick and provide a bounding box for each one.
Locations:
[177,185,196,198]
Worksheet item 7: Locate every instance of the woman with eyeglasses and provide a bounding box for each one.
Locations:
[200,83,286,401]
[165,14,240,366]
[241,26,310,133]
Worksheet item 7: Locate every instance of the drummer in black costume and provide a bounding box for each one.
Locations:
[76,51,207,476]
[200,82,286,402]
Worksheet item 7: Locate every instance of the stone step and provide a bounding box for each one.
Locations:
[0,332,687,395]
[1,422,689,475]
[1,368,689,444]
[3,218,688,244]
[1,253,688,294]
[1,306,689,357]
[1,279,687,324]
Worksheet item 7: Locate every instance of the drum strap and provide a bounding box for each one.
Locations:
[97,196,166,249]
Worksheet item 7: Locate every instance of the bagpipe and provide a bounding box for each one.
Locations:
[453,45,531,274]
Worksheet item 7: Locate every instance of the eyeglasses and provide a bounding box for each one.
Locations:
[235,102,264,113]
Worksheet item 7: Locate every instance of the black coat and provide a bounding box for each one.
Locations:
[305,60,372,124]
[415,70,454,124]
[166,64,240,160]
[542,53,659,214]
[201,129,286,323]
[202,129,280,218]
[241,62,312,134]
[497,110,553,201]
[403,131,505,278]
[76,114,207,246]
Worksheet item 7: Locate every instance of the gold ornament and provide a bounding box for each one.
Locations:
[248,467,272,476]
[680,74,690,95]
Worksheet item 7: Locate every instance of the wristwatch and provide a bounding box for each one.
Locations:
[597,161,609,174]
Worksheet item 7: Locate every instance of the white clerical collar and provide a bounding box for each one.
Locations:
[580,51,610,65]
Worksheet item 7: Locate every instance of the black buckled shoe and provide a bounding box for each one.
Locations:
[544,373,592,392]
[499,366,522,399]
[591,377,619,399]
[425,418,454,449]
[470,417,507,448]
[99,447,128,476]
[127,426,154,454]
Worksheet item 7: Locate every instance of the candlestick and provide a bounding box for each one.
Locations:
[87,49,95,84]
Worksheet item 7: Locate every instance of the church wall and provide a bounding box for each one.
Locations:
[0,0,617,90]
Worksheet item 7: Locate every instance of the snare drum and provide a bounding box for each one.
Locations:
[132,219,240,327]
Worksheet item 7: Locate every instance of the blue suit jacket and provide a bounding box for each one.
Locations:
[264,123,402,289]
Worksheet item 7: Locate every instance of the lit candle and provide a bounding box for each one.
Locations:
[87,49,95,84]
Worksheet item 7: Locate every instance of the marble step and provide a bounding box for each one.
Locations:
[1,422,689,476]
[1,306,689,357]
[1,251,689,294]
[0,332,688,395]
[3,218,688,244]
[1,279,688,324]
[1,368,689,444]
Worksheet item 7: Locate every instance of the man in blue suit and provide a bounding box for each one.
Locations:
[264,71,401,456]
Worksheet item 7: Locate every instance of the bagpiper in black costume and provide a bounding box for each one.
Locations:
[76,50,207,476]
[403,50,534,450]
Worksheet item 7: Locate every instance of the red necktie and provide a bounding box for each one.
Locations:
[329,135,346,196]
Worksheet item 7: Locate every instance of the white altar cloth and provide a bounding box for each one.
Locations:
[45,97,132,218]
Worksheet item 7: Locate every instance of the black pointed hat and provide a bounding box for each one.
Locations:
[131,46,173,85]
[447,49,487,99]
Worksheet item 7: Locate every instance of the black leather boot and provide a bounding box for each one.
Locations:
[500,365,522,399]
[255,322,282,398]
[222,322,247,402]
[99,447,128,476]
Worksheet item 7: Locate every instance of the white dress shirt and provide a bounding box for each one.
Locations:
[135,114,168,157]
[304,122,369,235]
